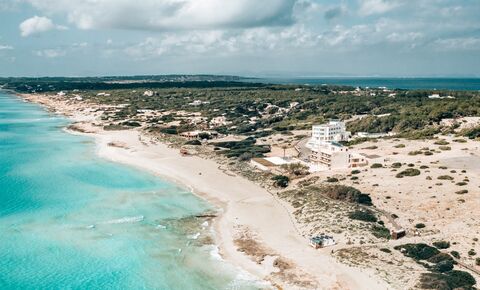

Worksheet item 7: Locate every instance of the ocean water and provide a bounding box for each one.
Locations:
[246,77,480,90]
[0,92,264,289]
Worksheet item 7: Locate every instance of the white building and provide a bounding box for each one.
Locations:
[309,120,350,146]
[306,120,368,170]
[309,142,351,170]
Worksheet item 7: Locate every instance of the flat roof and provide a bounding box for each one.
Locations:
[251,158,276,167]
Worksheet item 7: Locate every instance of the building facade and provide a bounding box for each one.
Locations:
[310,120,350,144]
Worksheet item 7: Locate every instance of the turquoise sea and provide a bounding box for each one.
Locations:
[0,92,263,289]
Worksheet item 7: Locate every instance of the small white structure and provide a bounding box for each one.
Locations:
[310,235,336,249]
[143,90,154,97]
[210,116,230,127]
[57,91,66,97]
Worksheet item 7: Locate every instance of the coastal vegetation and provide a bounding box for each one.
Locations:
[3,77,480,142]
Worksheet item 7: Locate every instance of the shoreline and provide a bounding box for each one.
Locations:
[17,92,391,289]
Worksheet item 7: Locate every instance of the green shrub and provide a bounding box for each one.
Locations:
[438,175,454,180]
[439,146,451,151]
[433,241,450,249]
[450,251,460,259]
[415,223,426,229]
[396,168,421,178]
[391,162,402,168]
[394,144,405,148]
[238,152,253,161]
[434,259,454,273]
[456,190,468,194]
[394,243,439,260]
[371,225,391,239]
[350,176,359,180]
[364,145,378,149]
[370,163,383,168]
[351,170,361,175]
[185,139,202,145]
[419,271,476,290]
[455,182,467,186]
[434,139,450,145]
[318,185,372,206]
[428,253,453,264]
[326,177,339,183]
[468,249,477,256]
[476,257,480,266]
[348,210,377,222]
[380,248,392,253]
[272,175,289,188]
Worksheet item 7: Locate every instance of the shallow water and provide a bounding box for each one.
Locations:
[0,92,264,289]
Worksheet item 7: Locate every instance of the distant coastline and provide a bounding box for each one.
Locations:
[243,77,480,90]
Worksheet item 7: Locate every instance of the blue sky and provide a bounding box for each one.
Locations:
[0,0,479,77]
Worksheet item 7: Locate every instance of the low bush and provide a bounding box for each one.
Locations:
[418,271,476,290]
[437,175,454,180]
[391,162,402,168]
[380,248,392,253]
[394,243,439,260]
[396,168,421,178]
[348,210,377,223]
[434,139,450,145]
[371,225,391,239]
[318,185,373,206]
[185,139,202,145]
[439,146,451,151]
[370,163,383,168]
[433,241,450,249]
[415,223,426,229]
[272,175,289,188]
[450,251,460,259]
[456,190,468,195]
[326,177,339,183]
[351,170,361,175]
[433,259,454,273]
[394,144,405,148]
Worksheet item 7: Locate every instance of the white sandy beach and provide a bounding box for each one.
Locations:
[20,93,390,289]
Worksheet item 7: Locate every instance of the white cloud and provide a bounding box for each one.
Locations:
[0,45,14,50]
[386,32,423,43]
[25,0,296,31]
[19,16,66,37]
[433,37,480,51]
[358,0,401,16]
[35,48,66,58]
[122,25,319,60]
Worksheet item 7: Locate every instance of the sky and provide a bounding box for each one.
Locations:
[0,0,479,77]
